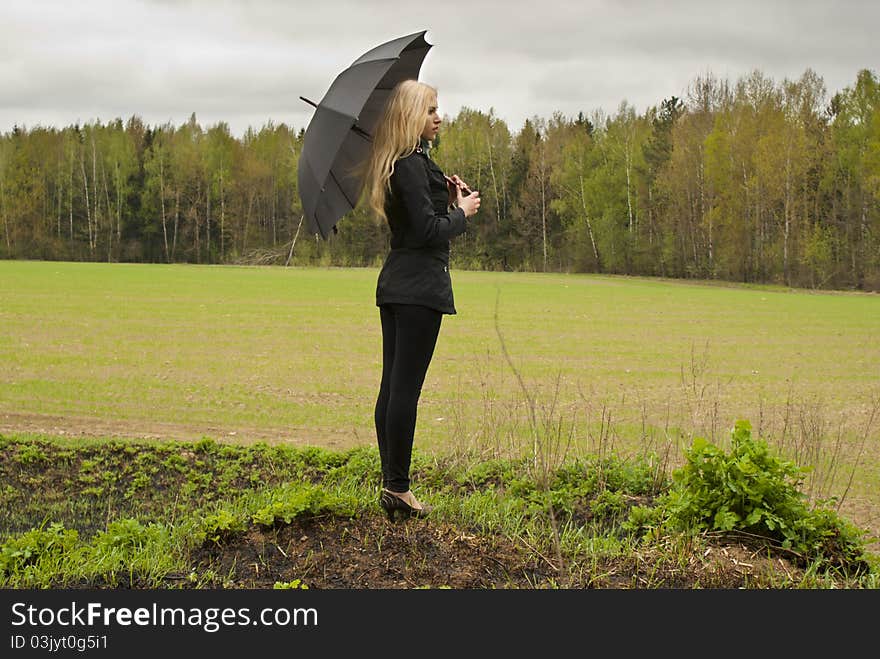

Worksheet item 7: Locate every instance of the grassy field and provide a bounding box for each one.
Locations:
[1,260,878,540]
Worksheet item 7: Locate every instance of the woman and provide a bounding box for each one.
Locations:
[361,79,481,522]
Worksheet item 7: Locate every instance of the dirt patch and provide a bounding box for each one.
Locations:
[42,506,823,590]
[0,411,360,449]
[178,514,806,590]
[189,515,555,589]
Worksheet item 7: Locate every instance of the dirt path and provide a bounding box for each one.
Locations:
[0,412,363,449]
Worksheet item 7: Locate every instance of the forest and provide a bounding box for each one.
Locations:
[1,67,878,290]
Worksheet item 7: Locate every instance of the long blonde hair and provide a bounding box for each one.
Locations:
[361,79,437,223]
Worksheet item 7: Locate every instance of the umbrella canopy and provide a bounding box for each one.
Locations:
[297,30,432,239]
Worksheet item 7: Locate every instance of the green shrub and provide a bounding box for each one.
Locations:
[623,504,667,537]
[193,436,217,453]
[0,522,78,578]
[14,443,49,465]
[251,484,357,527]
[589,489,628,521]
[92,518,169,552]
[661,420,869,569]
[322,446,381,486]
[201,509,248,544]
[457,458,526,489]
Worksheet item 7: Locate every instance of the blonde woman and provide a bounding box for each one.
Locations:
[361,79,480,522]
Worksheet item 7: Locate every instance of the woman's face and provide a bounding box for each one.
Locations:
[420,97,441,141]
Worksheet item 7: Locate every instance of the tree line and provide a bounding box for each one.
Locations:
[1,67,878,290]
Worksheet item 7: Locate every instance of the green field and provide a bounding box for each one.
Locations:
[1,260,878,539]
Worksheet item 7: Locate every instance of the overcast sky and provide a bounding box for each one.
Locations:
[2,0,877,137]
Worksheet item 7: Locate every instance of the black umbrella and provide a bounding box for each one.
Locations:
[296,30,433,240]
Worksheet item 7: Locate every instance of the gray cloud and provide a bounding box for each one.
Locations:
[2,0,877,136]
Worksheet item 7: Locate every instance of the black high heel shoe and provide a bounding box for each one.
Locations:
[379,489,431,522]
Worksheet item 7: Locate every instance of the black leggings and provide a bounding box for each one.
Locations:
[374,303,442,492]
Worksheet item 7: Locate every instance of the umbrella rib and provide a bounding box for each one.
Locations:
[328,169,360,210]
[352,125,372,140]
[349,55,404,69]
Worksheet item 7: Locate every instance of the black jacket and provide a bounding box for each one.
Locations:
[375,142,468,314]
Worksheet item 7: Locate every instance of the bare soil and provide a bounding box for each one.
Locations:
[179,514,807,589]
[0,411,360,449]
[53,514,804,590]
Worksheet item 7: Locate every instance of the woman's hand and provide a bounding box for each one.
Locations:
[446,175,480,217]
[456,185,480,218]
